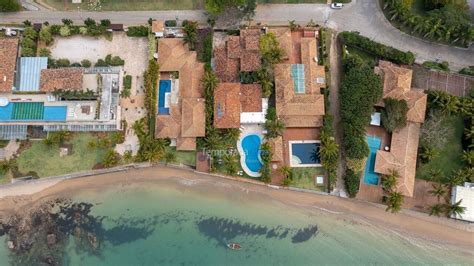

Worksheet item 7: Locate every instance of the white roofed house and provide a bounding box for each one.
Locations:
[451,182,474,222]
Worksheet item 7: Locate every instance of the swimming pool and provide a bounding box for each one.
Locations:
[158,80,171,115]
[364,136,382,185]
[0,102,67,122]
[239,134,263,177]
[289,141,321,167]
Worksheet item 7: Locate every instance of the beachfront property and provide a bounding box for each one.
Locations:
[214,28,268,177]
[451,182,474,222]
[271,27,326,169]
[155,38,206,151]
[0,38,122,140]
[360,60,427,198]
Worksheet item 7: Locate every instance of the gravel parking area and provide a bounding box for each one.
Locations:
[50,32,147,78]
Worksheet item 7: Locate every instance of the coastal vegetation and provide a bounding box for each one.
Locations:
[16,133,109,178]
[319,114,339,190]
[259,32,285,97]
[290,167,327,192]
[259,143,273,183]
[381,0,473,47]
[263,107,285,139]
[0,0,20,11]
[339,54,382,197]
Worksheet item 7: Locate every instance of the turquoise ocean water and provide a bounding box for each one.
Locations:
[0,178,472,265]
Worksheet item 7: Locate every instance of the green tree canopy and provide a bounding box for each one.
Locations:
[381,98,408,132]
[0,0,21,12]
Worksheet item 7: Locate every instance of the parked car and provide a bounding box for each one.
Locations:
[330,3,343,9]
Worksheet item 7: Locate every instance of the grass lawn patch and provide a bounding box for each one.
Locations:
[16,133,108,178]
[345,46,377,67]
[0,140,9,148]
[416,115,465,181]
[0,171,10,184]
[164,147,196,166]
[291,167,326,192]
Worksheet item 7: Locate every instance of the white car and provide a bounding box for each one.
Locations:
[330,3,343,9]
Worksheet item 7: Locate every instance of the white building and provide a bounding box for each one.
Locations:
[451,182,474,222]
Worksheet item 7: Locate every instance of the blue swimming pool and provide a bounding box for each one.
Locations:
[158,80,171,115]
[364,136,382,185]
[290,142,321,166]
[240,134,263,174]
[43,106,67,121]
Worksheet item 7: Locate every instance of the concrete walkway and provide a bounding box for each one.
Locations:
[1,0,472,70]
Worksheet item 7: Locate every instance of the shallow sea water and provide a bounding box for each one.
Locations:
[1,177,472,265]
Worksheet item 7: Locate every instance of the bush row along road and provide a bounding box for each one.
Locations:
[1,0,473,70]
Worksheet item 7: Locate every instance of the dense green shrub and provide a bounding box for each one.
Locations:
[340,65,383,160]
[21,27,38,57]
[340,31,415,65]
[183,20,198,50]
[94,59,108,67]
[459,67,474,76]
[345,169,360,198]
[0,0,21,11]
[39,26,53,45]
[165,20,177,27]
[55,58,70,67]
[259,142,273,183]
[126,26,149,37]
[121,75,132,98]
[81,59,91,68]
[422,61,450,72]
[239,71,259,84]
[105,54,125,66]
[264,107,285,139]
[381,98,408,132]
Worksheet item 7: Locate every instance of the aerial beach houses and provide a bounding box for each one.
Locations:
[360,60,428,199]
[0,38,122,140]
[213,29,268,177]
[155,38,206,151]
[270,27,326,177]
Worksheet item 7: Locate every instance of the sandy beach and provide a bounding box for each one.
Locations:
[0,165,473,253]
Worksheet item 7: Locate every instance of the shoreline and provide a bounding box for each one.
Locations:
[0,165,473,253]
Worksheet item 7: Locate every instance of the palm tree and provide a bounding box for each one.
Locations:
[202,70,218,96]
[386,191,404,214]
[381,169,399,193]
[420,146,439,163]
[279,166,292,178]
[0,159,17,175]
[103,149,120,168]
[288,20,299,31]
[429,204,444,217]
[462,150,474,167]
[445,200,466,218]
[203,128,222,150]
[264,119,285,139]
[427,168,443,182]
[223,154,238,175]
[429,183,446,202]
[163,150,177,164]
[464,126,474,140]
[446,170,466,188]
[319,134,339,163]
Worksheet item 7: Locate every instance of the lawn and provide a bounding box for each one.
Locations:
[16,133,108,178]
[345,46,377,67]
[164,147,196,166]
[291,167,326,192]
[416,115,465,181]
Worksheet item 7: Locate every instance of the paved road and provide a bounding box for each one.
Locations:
[1,0,473,70]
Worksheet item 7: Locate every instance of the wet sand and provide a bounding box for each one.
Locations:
[0,165,473,252]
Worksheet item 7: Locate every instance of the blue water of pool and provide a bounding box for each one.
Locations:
[364,136,382,185]
[158,80,171,115]
[291,143,321,165]
[241,134,263,173]
[43,106,67,121]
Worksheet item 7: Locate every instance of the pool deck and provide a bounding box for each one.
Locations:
[357,125,391,202]
[238,125,264,178]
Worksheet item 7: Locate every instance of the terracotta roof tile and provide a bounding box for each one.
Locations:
[268,28,292,61]
[39,68,83,92]
[240,50,261,72]
[268,136,284,162]
[152,20,164,33]
[240,84,262,112]
[0,38,19,93]
[374,122,421,197]
[214,83,241,128]
[227,36,241,59]
[155,38,205,149]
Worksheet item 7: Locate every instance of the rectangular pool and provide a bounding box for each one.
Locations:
[364,136,381,185]
[158,80,171,115]
[289,141,321,167]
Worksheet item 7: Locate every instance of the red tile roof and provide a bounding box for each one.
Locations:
[39,68,83,92]
[214,83,241,128]
[240,84,262,112]
[0,38,19,93]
